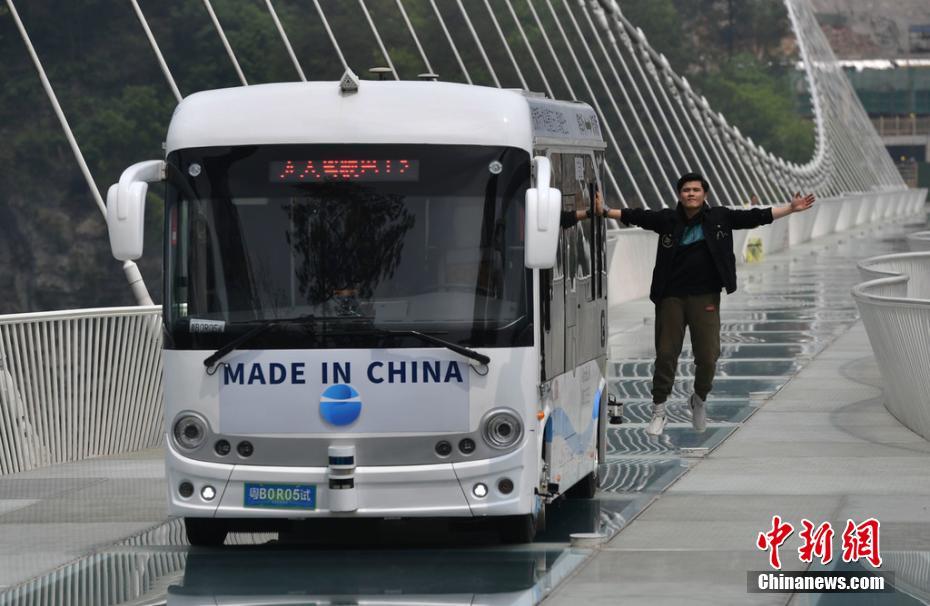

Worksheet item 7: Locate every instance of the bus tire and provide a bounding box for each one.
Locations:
[566,470,598,499]
[498,513,538,544]
[185,518,228,547]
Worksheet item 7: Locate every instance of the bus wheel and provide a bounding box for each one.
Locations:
[185,518,228,547]
[498,513,538,544]
[566,470,598,499]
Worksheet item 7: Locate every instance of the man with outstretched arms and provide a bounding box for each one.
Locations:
[594,173,814,436]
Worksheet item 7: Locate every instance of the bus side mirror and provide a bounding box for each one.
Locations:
[106,160,165,261]
[525,156,562,269]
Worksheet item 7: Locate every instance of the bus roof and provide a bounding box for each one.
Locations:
[165,80,605,154]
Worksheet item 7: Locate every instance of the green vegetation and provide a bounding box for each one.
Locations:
[629,0,815,163]
[0,0,815,312]
[699,54,816,163]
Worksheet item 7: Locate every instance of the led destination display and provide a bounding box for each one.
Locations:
[270,159,420,182]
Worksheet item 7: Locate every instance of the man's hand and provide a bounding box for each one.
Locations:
[594,190,621,220]
[772,192,815,220]
[790,192,815,213]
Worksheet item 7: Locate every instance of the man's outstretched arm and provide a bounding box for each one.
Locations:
[771,192,815,220]
[591,190,673,233]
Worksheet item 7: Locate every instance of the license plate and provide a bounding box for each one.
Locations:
[244,483,316,510]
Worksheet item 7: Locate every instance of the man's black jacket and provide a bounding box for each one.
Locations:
[620,203,773,303]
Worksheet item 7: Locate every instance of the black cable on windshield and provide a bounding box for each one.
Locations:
[316,320,491,369]
[203,315,317,374]
[390,329,491,368]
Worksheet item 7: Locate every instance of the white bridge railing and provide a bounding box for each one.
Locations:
[0,306,163,475]
[853,246,930,442]
[608,189,927,305]
[907,231,930,252]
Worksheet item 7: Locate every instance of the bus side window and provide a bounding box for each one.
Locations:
[567,155,593,301]
[577,225,592,302]
[593,153,608,301]
[560,155,578,291]
[581,154,596,302]
[550,152,564,284]
[589,180,600,300]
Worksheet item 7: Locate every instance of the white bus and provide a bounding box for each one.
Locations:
[105,75,610,546]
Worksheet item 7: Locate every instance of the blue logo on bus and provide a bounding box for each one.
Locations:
[319,384,362,426]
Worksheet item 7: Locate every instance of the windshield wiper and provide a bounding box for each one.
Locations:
[203,315,316,374]
[322,319,490,367]
[381,329,491,367]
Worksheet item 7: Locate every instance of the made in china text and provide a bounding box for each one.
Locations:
[222,360,465,386]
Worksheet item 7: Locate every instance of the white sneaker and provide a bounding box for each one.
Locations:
[689,393,706,432]
[646,403,667,437]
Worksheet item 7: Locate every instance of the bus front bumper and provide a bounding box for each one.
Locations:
[166,439,533,519]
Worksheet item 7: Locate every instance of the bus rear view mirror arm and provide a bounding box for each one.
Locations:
[106,159,165,261]
[524,156,561,269]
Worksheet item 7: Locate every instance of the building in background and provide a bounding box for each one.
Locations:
[848,55,930,188]
[807,4,930,188]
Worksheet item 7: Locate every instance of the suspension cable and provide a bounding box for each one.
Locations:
[129,0,182,102]
[544,0,662,206]
[483,0,527,89]
[202,0,248,85]
[6,0,152,304]
[312,0,349,73]
[455,0,500,87]
[568,0,677,203]
[395,0,434,75]
[428,0,472,84]
[524,0,574,99]
[359,0,399,79]
[265,0,307,81]
[598,15,685,176]
[504,0,552,97]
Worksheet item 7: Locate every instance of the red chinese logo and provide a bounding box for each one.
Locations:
[757,516,881,569]
[756,515,795,569]
[798,519,834,564]
[841,518,882,567]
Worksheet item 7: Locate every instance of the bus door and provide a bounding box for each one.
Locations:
[558,153,600,376]
[561,157,579,376]
[574,154,602,367]
[563,154,599,435]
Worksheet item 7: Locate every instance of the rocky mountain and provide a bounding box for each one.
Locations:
[811,0,930,58]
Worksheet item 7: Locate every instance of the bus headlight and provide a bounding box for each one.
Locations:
[482,409,523,449]
[173,414,208,450]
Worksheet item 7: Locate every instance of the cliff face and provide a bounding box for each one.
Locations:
[0,2,183,315]
[811,0,930,58]
[0,189,161,315]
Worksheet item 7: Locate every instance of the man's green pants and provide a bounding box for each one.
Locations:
[652,293,721,404]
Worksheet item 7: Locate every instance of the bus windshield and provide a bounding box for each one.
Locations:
[165,144,532,350]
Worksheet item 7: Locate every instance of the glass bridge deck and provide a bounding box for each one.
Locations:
[0,219,926,606]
